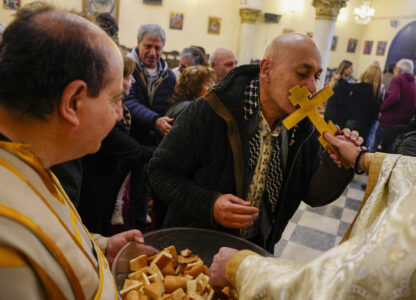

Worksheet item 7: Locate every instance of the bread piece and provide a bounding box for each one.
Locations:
[153,251,173,269]
[161,261,176,276]
[171,288,186,300]
[164,246,178,262]
[128,267,149,280]
[177,255,199,264]
[120,282,143,298]
[188,293,203,300]
[175,264,185,275]
[164,275,189,293]
[123,279,141,289]
[204,289,214,300]
[143,281,165,300]
[186,280,197,296]
[180,249,192,257]
[195,273,209,293]
[184,262,204,278]
[148,273,163,284]
[129,254,148,272]
[140,273,151,286]
[160,294,172,300]
[125,290,140,300]
[202,265,209,276]
[148,263,165,280]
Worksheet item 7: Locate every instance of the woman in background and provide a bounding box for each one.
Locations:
[344,64,382,142]
[324,60,355,127]
[166,65,214,121]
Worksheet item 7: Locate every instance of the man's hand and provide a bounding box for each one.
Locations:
[155,116,174,136]
[106,229,145,268]
[209,247,239,288]
[213,194,258,228]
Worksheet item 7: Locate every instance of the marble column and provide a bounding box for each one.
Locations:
[237,6,261,65]
[312,0,348,89]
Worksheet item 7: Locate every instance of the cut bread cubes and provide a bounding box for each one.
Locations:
[119,246,231,300]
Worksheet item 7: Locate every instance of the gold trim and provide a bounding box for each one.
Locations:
[226,250,257,288]
[0,245,27,267]
[312,0,348,20]
[82,0,120,21]
[0,150,98,273]
[93,246,106,300]
[0,204,86,300]
[239,8,261,24]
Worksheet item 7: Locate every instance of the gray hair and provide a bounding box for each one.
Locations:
[0,21,5,35]
[396,59,414,74]
[180,47,205,66]
[137,23,166,45]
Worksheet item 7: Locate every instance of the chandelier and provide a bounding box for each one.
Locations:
[354,1,375,25]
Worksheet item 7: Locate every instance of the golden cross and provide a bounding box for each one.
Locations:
[282,85,350,169]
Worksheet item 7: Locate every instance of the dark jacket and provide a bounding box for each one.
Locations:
[78,121,154,235]
[124,49,176,144]
[380,73,416,127]
[147,65,353,252]
[324,78,351,127]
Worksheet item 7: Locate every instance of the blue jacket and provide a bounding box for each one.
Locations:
[124,49,176,144]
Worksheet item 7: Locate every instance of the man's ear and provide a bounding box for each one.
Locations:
[58,80,88,126]
[260,58,271,82]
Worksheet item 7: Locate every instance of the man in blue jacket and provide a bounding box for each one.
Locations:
[125,23,176,145]
[148,33,356,252]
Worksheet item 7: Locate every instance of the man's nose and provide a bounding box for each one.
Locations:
[148,47,156,56]
[305,77,317,95]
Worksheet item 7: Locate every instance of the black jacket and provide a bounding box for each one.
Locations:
[147,65,353,252]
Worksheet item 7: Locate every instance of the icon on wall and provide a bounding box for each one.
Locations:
[363,40,373,55]
[376,41,387,56]
[3,0,20,9]
[83,0,119,21]
[208,17,221,35]
[169,11,184,30]
[331,36,338,51]
[346,38,358,53]
[143,0,162,4]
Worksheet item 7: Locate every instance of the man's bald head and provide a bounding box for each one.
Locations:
[263,33,321,64]
[0,5,120,119]
[210,48,238,82]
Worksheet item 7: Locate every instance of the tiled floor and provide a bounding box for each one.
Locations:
[274,174,367,263]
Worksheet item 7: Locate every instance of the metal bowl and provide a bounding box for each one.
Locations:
[111,227,273,291]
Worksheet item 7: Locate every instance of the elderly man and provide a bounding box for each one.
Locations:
[147,33,355,252]
[0,5,154,299]
[172,47,205,79]
[370,58,416,151]
[125,23,176,143]
[209,47,238,83]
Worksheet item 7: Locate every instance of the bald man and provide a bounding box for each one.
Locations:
[148,34,354,252]
[210,47,238,82]
[0,5,155,299]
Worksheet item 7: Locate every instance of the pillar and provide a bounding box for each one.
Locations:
[312,0,348,89]
[237,5,261,65]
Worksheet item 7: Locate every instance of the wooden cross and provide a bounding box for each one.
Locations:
[282,85,350,169]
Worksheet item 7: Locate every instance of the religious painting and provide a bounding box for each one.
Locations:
[208,17,221,35]
[283,28,295,34]
[331,36,338,51]
[83,0,119,21]
[363,40,373,55]
[347,38,358,53]
[306,32,314,38]
[169,11,184,30]
[376,41,388,56]
[143,0,162,5]
[3,0,20,9]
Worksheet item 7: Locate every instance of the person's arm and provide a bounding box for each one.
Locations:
[379,77,401,113]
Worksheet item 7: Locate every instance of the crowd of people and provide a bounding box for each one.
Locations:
[1,2,416,299]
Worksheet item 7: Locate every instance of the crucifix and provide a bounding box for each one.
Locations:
[282,85,350,169]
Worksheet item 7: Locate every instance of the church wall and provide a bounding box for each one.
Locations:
[1,0,416,78]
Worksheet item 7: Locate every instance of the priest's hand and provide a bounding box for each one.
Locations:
[324,132,364,169]
[106,229,145,268]
[209,247,239,288]
[213,194,258,229]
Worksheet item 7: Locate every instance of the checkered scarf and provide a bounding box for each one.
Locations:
[243,76,284,213]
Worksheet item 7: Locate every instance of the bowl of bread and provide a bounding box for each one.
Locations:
[112,227,272,299]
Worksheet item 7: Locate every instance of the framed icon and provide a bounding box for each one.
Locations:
[347,38,358,53]
[363,40,373,55]
[376,41,387,56]
[3,0,20,9]
[208,17,221,35]
[169,11,184,30]
[83,0,119,21]
[331,36,338,51]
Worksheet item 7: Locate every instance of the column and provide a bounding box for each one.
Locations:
[312,0,348,89]
[237,4,261,65]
